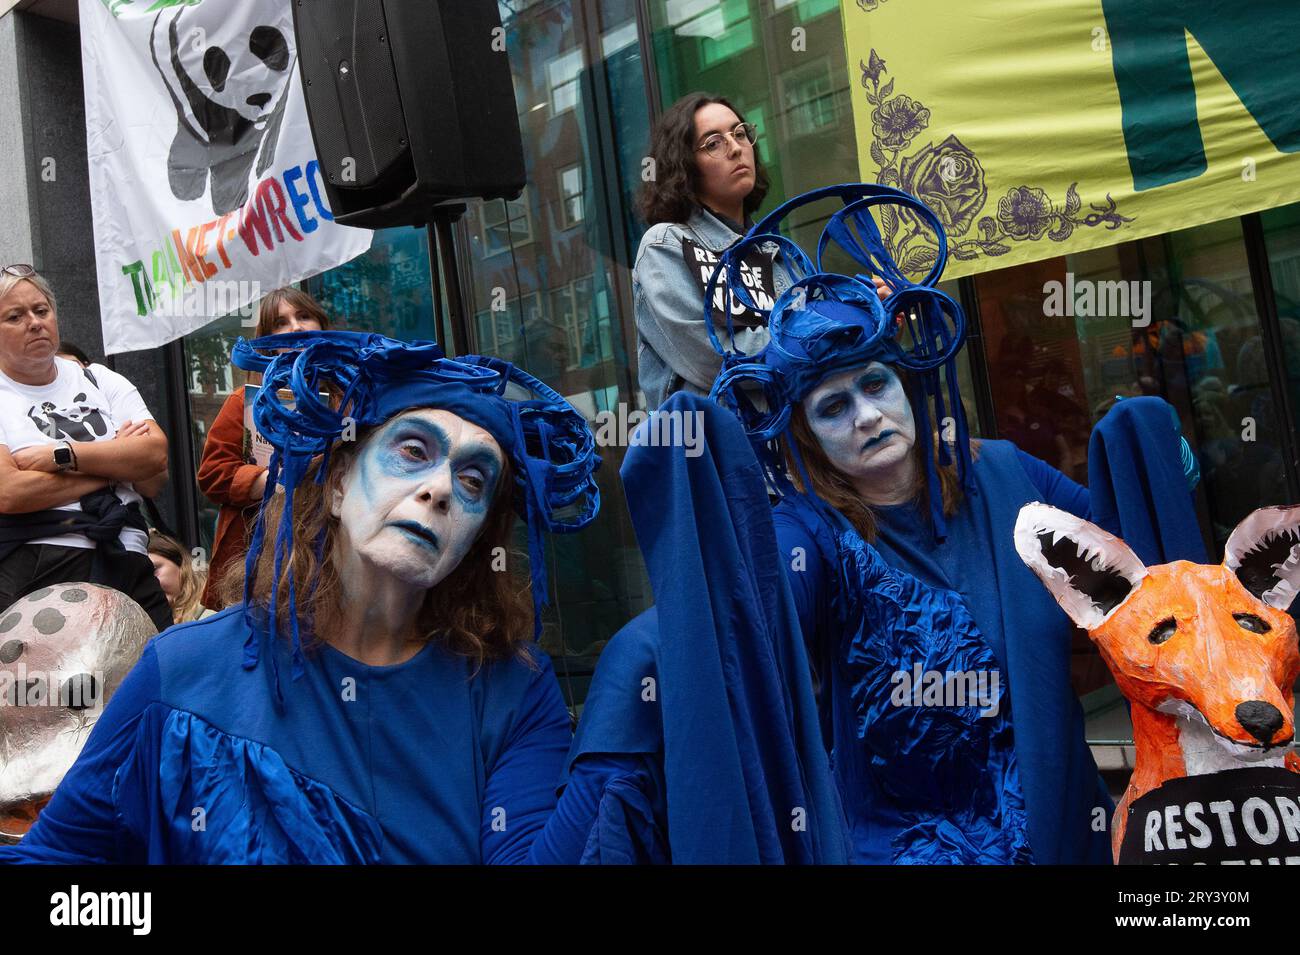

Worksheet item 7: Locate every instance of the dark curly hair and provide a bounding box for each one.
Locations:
[636,92,770,226]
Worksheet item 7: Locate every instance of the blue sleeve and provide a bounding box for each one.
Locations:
[1014,446,1091,519]
[0,643,160,864]
[525,752,652,864]
[773,510,830,689]
[479,655,573,865]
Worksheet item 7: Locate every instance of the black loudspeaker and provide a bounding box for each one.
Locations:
[292,0,525,229]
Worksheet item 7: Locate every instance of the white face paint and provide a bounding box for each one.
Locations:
[330,409,504,592]
[802,361,917,485]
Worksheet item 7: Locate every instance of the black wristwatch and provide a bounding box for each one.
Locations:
[53,441,76,472]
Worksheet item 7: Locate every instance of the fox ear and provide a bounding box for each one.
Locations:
[1224,505,1300,609]
[1014,503,1148,630]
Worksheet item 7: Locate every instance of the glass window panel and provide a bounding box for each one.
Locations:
[558,164,584,228]
[974,221,1279,547]
[547,47,585,115]
[699,0,755,68]
[1256,204,1300,492]
[773,0,838,17]
[478,192,534,258]
[779,59,839,139]
[184,309,258,555]
[456,1,653,711]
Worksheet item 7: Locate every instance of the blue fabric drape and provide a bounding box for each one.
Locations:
[569,393,850,863]
[1088,396,1208,566]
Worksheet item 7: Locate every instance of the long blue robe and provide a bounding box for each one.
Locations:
[864,441,1115,864]
[554,393,851,864]
[776,394,1203,864]
[776,482,1033,864]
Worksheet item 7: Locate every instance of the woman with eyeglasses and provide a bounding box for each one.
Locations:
[632,94,787,410]
[0,265,172,632]
[634,95,891,411]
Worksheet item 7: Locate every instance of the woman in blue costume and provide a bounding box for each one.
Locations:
[706,184,1202,864]
[0,331,602,864]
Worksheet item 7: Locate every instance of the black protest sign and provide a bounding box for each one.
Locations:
[682,237,775,331]
[1118,766,1300,864]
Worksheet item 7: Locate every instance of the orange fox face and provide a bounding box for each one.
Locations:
[1091,561,1298,755]
[1015,504,1300,855]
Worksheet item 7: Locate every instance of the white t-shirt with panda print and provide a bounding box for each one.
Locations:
[0,357,153,555]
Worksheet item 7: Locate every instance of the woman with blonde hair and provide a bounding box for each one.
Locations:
[0,265,171,631]
[146,530,213,625]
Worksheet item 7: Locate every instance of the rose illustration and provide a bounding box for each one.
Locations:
[872,95,930,150]
[898,134,987,236]
[998,186,1055,241]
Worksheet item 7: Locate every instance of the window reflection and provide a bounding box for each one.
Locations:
[456,0,653,704]
[184,310,257,553]
[973,220,1287,552]
[1258,205,1300,500]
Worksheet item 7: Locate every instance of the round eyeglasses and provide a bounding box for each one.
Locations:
[2,265,36,278]
[696,122,758,159]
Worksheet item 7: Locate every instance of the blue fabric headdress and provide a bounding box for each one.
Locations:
[230,330,601,700]
[705,183,972,539]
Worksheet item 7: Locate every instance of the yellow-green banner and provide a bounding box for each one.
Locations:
[840,0,1300,278]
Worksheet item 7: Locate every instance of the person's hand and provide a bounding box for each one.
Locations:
[871,276,908,328]
[12,445,59,472]
[251,469,269,499]
[115,419,151,439]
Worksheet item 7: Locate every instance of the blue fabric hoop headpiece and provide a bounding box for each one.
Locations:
[230,330,601,700]
[705,183,972,539]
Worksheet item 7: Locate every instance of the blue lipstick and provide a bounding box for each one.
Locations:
[861,429,897,452]
[389,520,439,552]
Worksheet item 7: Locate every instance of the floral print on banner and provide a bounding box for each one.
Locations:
[858,49,1134,273]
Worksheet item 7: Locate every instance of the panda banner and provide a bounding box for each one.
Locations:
[79,0,372,354]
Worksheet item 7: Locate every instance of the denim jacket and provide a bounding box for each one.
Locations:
[632,207,791,410]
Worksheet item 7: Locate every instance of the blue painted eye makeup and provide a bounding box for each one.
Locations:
[858,373,889,395]
[451,447,502,507]
[379,419,450,471]
[397,440,429,463]
[358,413,504,514]
[815,395,848,419]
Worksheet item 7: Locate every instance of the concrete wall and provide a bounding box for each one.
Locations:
[0,11,186,538]
[0,14,35,270]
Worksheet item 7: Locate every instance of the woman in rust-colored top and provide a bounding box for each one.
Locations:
[197,288,330,609]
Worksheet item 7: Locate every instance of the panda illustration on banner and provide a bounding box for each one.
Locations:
[148,0,296,216]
